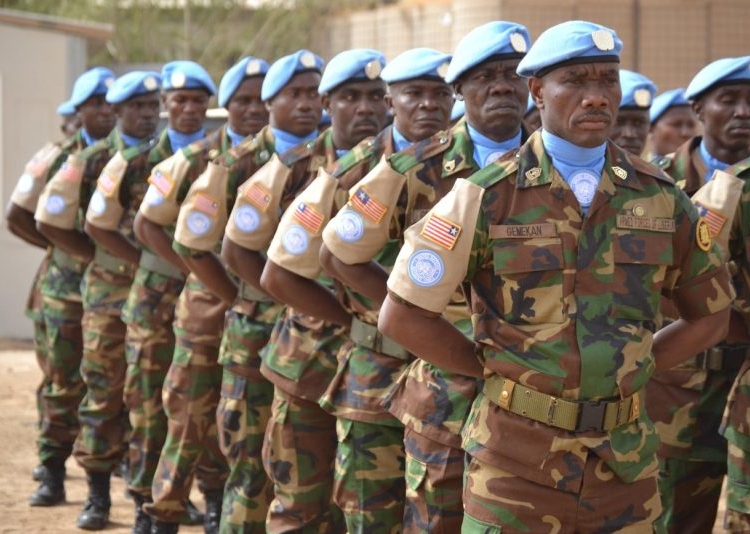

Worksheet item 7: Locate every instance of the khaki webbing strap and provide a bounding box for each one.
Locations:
[483,374,641,433]
[93,248,135,277]
[350,316,410,360]
[238,281,273,303]
[685,346,749,372]
[139,250,185,280]
[51,248,86,274]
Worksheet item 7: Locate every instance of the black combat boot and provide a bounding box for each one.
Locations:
[31,463,46,481]
[203,489,223,534]
[28,458,65,506]
[131,494,152,534]
[150,520,179,534]
[76,471,111,530]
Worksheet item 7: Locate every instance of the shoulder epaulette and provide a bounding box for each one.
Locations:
[650,154,672,170]
[220,134,259,168]
[388,129,453,174]
[629,152,675,185]
[727,155,750,178]
[468,149,518,189]
[121,137,158,162]
[330,136,378,177]
[78,138,111,161]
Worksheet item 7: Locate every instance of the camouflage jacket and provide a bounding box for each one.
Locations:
[387,131,733,488]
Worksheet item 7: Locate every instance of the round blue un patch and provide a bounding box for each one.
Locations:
[144,185,164,206]
[234,205,260,233]
[45,194,66,215]
[335,209,364,243]
[407,249,444,287]
[186,211,212,236]
[282,224,309,255]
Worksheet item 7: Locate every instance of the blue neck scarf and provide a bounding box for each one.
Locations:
[392,126,415,153]
[699,139,731,182]
[467,124,522,168]
[167,128,205,151]
[81,128,101,147]
[541,129,606,214]
[226,125,246,147]
[271,127,318,155]
[118,130,146,148]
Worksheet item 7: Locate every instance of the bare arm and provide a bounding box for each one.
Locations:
[319,243,389,304]
[182,253,238,307]
[221,236,268,293]
[133,212,189,275]
[379,293,483,378]
[653,306,731,370]
[6,203,48,249]
[261,260,352,327]
[37,222,93,261]
[84,221,140,265]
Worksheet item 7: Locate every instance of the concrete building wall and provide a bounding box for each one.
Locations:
[0,22,88,339]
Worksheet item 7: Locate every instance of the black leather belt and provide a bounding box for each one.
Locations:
[689,346,748,372]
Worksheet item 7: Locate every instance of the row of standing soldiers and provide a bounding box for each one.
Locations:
[6,17,750,534]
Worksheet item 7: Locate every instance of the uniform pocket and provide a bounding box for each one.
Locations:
[461,513,503,533]
[405,453,427,493]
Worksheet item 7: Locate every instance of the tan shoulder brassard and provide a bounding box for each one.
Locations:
[139,150,192,225]
[267,167,339,279]
[388,178,484,314]
[10,142,63,212]
[225,153,291,251]
[85,151,129,230]
[322,156,405,265]
[691,169,743,261]
[34,153,86,229]
[173,162,229,251]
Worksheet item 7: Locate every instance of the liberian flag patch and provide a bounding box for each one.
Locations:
[98,172,117,195]
[695,202,726,236]
[194,193,219,216]
[149,169,174,196]
[350,187,387,223]
[421,213,461,250]
[293,201,324,233]
[245,183,271,212]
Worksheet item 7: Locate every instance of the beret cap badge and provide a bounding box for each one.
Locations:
[592,30,615,51]
[171,72,186,88]
[510,32,528,53]
[365,60,382,79]
[301,51,317,68]
[634,88,652,107]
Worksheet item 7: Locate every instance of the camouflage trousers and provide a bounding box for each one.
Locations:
[657,456,724,534]
[38,296,85,463]
[403,427,464,534]
[123,273,182,498]
[145,338,228,522]
[33,318,49,428]
[216,309,275,533]
[263,387,345,533]
[724,442,750,532]
[333,418,405,534]
[462,454,664,534]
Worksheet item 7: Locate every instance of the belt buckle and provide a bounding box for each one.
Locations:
[576,399,607,432]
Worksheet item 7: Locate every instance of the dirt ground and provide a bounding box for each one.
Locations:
[0,339,203,534]
[0,339,731,533]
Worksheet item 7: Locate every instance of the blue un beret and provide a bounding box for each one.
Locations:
[445,21,531,83]
[261,49,325,102]
[517,20,623,78]
[161,60,216,95]
[318,49,386,95]
[56,100,76,116]
[381,48,452,85]
[619,70,657,108]
[106,71,162,104]
[649,88,690,124]
[218,57,270,108]
[67,67,115,108]
[685,56,750,101]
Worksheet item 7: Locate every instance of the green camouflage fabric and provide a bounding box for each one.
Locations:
[717,154,750,529]
[646,136,747,532]
[122,129,186,498]
[36,129,90,464]
[217,307,280,533]
[254,128,350,533]
[388,131,733,530]
[26,251,52,426]
[73,133,156,474]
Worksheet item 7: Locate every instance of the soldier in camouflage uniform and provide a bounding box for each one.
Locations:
[717,58,750,533]
[47,71,162,531]
[646,89,696,163]
[255,49,393,534]
[658,57,750,533]
[378,21,734,533]
[222,49,362,534]
[26,67,116,508]
[140,57,270,534]
[312,48,457,533]
[610,70,657,157]
[120,61,214,534]
[644,57,750,534]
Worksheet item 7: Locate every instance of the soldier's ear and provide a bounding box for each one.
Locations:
[529,77,543,110]
[691,99,704,122]
[452,81,464,101]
